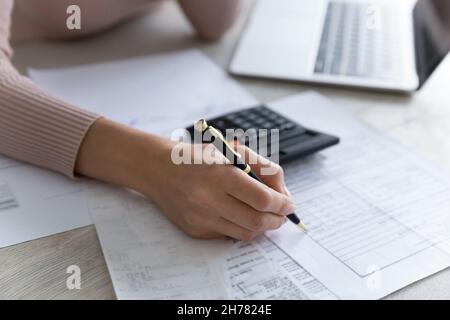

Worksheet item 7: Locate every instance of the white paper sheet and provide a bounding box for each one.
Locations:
[32,49,336,299]
[87,181,336,300]
[30,50,450,299]
[87,183,229,299]
[210,236,337,299]
[0,155,91,248]
[267,92,450,299]
[29,49,257,136]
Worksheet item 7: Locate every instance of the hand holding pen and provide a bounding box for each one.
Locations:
[145,124,298,242]
[195,119,306,232]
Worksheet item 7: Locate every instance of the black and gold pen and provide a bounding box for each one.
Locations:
[194,119,307,231]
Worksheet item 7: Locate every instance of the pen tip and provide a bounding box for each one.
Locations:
[298,220,308,232]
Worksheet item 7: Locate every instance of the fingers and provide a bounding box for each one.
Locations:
[226,167,295,216]
[182,210,281,241]
[214,217,263,241]
[234,143,286,194]
[220,194,286,232]
[174,142,295,241]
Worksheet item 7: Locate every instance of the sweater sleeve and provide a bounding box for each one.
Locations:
[0,0,100,178]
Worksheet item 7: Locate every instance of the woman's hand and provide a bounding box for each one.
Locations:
[148,142,295,241]
[76,118,295,241]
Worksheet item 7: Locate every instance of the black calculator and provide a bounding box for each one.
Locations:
[186,105,339,164]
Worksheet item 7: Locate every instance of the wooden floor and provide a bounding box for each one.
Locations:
[0,226,115,299]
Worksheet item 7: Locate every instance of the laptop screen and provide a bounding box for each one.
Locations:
[414,0,450,87]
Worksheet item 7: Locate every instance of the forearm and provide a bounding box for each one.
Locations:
[75,117,173,198]
[178,0,243,40]
[0,53,172,199]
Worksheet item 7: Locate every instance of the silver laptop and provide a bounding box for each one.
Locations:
[230,0,450,92]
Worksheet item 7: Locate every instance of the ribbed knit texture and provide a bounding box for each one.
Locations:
[1,0,242,177]
[1,0,99,177]
[0,59,100,176]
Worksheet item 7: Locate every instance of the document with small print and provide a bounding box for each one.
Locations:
[31,50,450,298]
[267,92,450,299]
[87,183,229,299]
[87,182,336,300]
[44,49,337,299]
[212,236,337,299]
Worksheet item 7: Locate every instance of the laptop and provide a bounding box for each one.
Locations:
[230,0,450,92]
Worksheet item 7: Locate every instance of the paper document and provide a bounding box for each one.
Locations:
[36,49,335,299]
[88,183,229,299]
[0,181,18,211]
[29,49,256,136]
[30,50,450,299]
[87,182,336,300]
[267,92,450,299]
[214,237,337,299]
[0,155,91,248]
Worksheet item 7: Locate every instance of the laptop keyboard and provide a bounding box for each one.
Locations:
[314,1,396,79]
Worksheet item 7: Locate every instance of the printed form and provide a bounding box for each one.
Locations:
[87,182,336,299]
[87,183,228,299]
[0,155,91,248]
[267,93,450,299]
[31,50,450,299]
[33,49,335,299]
[215,237,336,299]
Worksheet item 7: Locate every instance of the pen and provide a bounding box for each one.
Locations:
[194,119,307,232]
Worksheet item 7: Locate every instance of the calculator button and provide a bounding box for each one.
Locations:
[214,120,227,129]
[259,108,272,116]
[280,122,295,130]
[254,117,267,125]
[246,113,259,120]
[232,117,246,126]
[240,122,254,130]
[225,114,238,122]
[275,118,287,125]
[261,122,273,129]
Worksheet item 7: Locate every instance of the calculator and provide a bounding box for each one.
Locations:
[186,105,339,164]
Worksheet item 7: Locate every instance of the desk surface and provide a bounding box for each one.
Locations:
[2,1,450,299]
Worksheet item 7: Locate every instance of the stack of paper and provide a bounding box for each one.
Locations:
[268,92,450,299]
[30,50,335,299]
[30,50,450,299]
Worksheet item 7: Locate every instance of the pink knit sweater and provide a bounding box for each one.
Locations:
[0,0,241,177]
